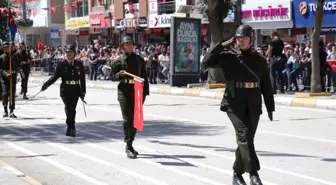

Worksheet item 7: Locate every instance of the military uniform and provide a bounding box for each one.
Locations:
[18,42,31,99]
[41,45,86,137]
[0,42,21,118]
[110,36,150,158]
[202,25,274,185]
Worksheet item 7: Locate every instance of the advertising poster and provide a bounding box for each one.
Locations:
[171,17,201,73]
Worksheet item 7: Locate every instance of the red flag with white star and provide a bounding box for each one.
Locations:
[133,78,144,131]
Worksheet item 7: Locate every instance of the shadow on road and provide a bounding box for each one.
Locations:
[0,120,226,144]
[321,158,336,162]
[149,140,321,159]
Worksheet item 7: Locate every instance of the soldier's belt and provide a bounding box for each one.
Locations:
[65,80,79,85]
[121,79,134,84]
[235,82,260,88]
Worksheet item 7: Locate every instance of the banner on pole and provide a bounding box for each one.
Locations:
[133,78,144,131]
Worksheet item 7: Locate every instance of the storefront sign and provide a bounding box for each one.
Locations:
[149,14,173,28]
[242,1,292,23]
[116,17,147,29]
[89,14,111,28]
[293,0,336,27]
[65,17,89,30]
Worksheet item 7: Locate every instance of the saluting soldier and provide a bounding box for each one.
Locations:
[0,41,21,118]
[18,42,31,100]
[202,25,275,185]
[41,44,86,137]
[110,36,150,159]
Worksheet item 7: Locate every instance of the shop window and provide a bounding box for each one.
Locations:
[158,0,175,15]
[70,0,89,18]
[128,0,139,3]
[94,0,113,6]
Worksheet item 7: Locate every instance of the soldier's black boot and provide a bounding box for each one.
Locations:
[9,109,17,118]
[23,93,28,100]
[66,125,76,137]
[233,172,247,185]
[3,107,8,118]
[125,141,138,159]
[249,172,263,185]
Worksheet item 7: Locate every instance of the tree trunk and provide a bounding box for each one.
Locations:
[206,0,227,84]
[311,0,324,93]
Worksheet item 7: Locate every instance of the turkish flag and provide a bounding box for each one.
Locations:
[133,78,144,131]
[327,60,336,72]
[37,40,43,51]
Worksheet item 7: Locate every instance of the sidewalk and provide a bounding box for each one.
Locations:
[0,161,41,185]
[28,76,336,111]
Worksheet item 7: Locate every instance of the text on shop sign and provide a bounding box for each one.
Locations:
[242,5,288,19]
[308,1,336,12]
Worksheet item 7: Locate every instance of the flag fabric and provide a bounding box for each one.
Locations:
[37,40,43,51]
[8,8,17,42]
[133,78,144,131]
[327,60,336,72]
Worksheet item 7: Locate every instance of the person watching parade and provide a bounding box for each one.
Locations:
[110,36,150,159]
[41,44,86,137]
[202,25,275,185]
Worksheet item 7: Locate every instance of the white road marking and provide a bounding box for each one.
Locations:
[68,101,336,145]
[1,120,170,185]
[2,142,108,185]
[20,107,336,185]
[15,112,227,185]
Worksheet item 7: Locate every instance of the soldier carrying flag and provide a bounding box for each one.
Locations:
[110,36,150,159]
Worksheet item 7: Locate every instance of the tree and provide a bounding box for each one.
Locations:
[311,0,324,93]
[197,0,239,84]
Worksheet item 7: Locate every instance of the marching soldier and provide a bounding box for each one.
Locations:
[41,44,86,137]
[110,36,150,159]
[18,42,31,99]
[0,41,21,118]
[0,43,3,100]
[202,25,275,185]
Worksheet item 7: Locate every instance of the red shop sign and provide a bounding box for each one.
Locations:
[90,14,111,28]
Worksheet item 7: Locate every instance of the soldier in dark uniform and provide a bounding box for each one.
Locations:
[0,41,21,118]
[110,36,150,159]
[41,44,86,137]
[0,43,3,100]
[18,42,31,99]
[202,25,275,185]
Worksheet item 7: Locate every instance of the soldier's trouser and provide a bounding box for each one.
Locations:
[61,95,79,129]
[227,111,260,174]
[1,77,17,110]
[119,100,137,143]
[0,80,2,99]
[20,70,30,93]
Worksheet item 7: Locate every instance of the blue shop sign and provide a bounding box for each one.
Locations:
[293,0,336,28]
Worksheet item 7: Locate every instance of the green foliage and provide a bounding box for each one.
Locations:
[197,0,238,20]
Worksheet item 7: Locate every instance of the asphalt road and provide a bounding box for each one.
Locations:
[0,82,335,185]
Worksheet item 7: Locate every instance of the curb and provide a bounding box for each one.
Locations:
[28,78,336,111]
[0,160,41,185]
